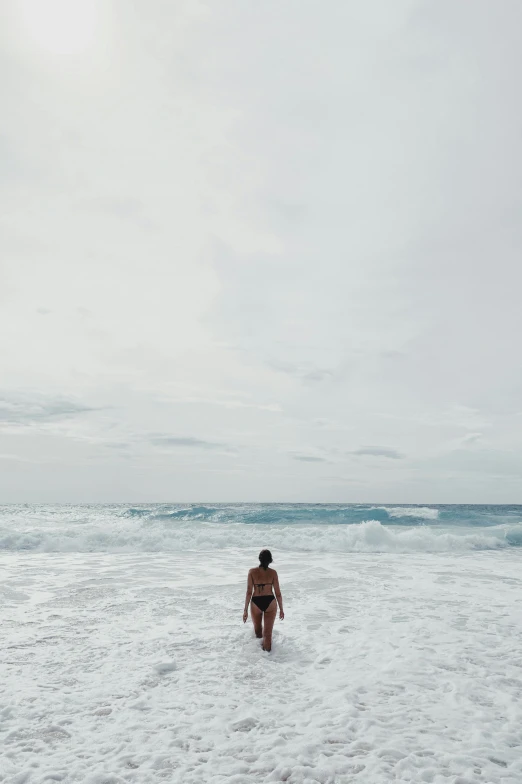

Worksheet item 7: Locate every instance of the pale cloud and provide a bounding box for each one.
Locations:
[351,447,404,460]
[460,433,483,446]
[292,454,328,463]
[267,360,338,384]
[149,435,230,451]
[0,452,37,463]
[0,392,96,428]
[1,0,521,502]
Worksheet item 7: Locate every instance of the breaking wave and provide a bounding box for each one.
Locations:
[1,517,521,554]
[374,506,439,520]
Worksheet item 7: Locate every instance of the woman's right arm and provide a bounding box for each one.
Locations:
[273,571,284,620]
[243,570,253,622]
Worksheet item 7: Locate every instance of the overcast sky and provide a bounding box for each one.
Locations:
[1,1,521,503]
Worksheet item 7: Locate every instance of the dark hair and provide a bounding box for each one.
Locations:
[259,549,273,570]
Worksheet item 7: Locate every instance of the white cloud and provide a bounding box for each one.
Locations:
[1,0,521,501]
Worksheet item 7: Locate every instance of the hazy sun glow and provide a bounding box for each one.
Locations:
[15,0,100,56]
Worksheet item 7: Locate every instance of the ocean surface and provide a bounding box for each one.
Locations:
[2,502,522,553]
[2,504,522,783]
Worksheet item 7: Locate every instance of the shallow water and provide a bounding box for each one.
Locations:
[3,547,522,783]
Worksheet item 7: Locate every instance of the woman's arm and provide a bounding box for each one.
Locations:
[243,570,253,622]
[273,570,284,620]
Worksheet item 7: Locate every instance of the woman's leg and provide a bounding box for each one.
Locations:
[262,600,277,651]
[250,601,263,638]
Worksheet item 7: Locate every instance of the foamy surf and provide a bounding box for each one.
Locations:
[373,505,440,520]
[3,547,522,783]
[1,504,521,553]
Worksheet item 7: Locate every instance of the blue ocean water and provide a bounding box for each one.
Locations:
[124,503,522,528]
[1,503,522,553]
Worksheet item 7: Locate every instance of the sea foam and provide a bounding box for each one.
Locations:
[374,505,439,520]
[1,517,520,554]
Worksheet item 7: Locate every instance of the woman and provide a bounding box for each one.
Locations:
[243,549,284,652]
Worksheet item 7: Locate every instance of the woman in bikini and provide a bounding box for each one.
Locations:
[242,549,284,652]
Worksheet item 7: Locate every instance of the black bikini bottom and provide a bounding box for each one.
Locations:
[252,596,275,612]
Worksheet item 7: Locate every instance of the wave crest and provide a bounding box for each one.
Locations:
[0,518,520,554]
[375,506,439,521]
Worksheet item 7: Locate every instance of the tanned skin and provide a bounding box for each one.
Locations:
[243,566,284,652]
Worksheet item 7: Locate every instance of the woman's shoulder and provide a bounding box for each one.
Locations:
[249,565,277,575]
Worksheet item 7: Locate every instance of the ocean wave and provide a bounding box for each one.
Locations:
[1,519,520,554]
[125,505,222,520]
[117,504,520,529]
[121,504,442,526]
[374,506,439,521]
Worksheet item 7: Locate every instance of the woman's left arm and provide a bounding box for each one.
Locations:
[243,570,253,622]
[273,570,284,620]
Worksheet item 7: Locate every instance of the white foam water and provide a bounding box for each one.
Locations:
[2,549,522,783]
[2,505,522,783]
[374,505,440,520]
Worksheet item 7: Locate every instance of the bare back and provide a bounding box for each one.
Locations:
[249,566,279,597]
